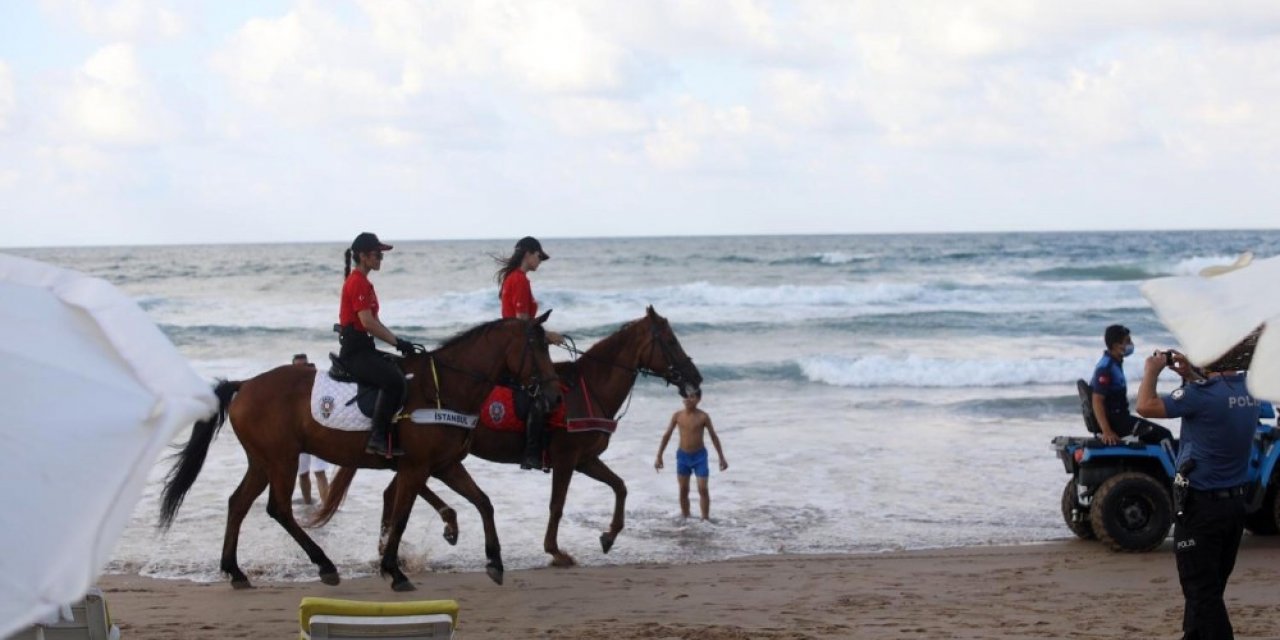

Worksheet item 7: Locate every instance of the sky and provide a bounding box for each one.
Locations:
[1,1,1279,247]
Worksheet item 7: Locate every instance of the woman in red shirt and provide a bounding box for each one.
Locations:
[339,232,414,457]
[495,236,563,345]
[494,236,564,468]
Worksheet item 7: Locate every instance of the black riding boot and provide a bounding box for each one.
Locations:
[366,390,405,457]
[521,399,546,470]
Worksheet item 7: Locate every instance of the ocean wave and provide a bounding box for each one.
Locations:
[1030,266,1160,281]
[1169,254,1252,276]
[950,395,1081,418]
[1030,254,1250,282]
[768,252,877,266]
[797,355,1086,388]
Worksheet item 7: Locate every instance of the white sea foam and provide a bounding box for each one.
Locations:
[798,354,1086,388]
[814,251,869,265]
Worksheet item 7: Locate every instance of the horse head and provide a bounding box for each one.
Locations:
[638,305,702,398]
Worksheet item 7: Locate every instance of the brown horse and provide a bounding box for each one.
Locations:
[157,315,561,591]
[316,306,702,567]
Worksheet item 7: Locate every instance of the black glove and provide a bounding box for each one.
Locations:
[394,337,414,356]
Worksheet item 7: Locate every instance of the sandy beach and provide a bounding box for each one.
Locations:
[95,537,1280,639]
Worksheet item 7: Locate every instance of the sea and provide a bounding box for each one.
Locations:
[12,230,1280,584]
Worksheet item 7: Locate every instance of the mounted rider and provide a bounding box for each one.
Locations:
[495,236,565,469]
[338,232,415,457]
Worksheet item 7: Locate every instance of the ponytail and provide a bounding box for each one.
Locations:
[344,249,352,279]
[493,248,526,297]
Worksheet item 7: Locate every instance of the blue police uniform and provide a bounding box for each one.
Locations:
[1161,373,1260,639]
[1091,352,1173,443]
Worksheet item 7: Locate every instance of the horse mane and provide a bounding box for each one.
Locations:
[434,318,515,352]
[582,316,650,365]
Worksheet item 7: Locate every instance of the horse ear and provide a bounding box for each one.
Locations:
[646,305,656,318]
[535,309,552,324]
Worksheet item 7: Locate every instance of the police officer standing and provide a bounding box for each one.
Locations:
[1136,332,1262,640]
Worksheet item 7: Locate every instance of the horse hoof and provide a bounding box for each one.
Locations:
[549,554,577,568]
[486,566,504,585]
[391,579,416,592]
[320,571,341,586]
[230,579,254,590]
[600,533,615,554]
[443,528,458,546]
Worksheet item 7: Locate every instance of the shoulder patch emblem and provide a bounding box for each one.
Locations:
[1171,388,1185,401]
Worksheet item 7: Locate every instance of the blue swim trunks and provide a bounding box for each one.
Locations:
[676,447,709,478]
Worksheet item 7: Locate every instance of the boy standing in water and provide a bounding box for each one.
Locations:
[655,391,728,520]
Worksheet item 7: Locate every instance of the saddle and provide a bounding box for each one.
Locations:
[326,353,384,418]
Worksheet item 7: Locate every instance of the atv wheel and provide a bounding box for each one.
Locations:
[1061,479,1095,540]
[1244,474,1280,535]
[1089,471,1171,552]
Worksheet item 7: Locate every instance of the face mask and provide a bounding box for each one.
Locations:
[1122,343,1135,357]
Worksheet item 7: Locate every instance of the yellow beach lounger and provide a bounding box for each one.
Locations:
[298,597,459,640]
[7,587,120,640]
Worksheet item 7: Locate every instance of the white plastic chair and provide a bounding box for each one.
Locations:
[5,587,120,640]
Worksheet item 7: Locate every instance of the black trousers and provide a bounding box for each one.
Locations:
[339,344,405,424]
[1110,412,1174,445]
[1174,492,1246,640]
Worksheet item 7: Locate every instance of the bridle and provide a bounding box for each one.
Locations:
[640,320,697,394]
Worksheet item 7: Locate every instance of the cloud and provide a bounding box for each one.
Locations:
[643,97,753,169]
[0,61,14,133]
[39,0,183,40]
[60,43,178,146]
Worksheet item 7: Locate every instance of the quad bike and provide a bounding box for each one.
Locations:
[1051,380,1280,551]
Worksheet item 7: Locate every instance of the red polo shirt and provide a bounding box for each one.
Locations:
[500,270,536,319]
[339,270,378,331]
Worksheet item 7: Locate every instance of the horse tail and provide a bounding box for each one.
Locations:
[158,379,241,531]
[306,465,358,528]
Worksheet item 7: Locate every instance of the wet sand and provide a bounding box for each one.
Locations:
[96,537,1280,639]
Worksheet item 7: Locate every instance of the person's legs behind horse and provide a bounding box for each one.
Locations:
[343,349,407,457]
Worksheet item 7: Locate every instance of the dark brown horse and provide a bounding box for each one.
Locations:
[158,315,561,591]
[317,306,701,566]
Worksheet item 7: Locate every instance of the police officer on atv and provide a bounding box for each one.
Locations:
[1092,324,1174,446]
[1136,329,1263,640]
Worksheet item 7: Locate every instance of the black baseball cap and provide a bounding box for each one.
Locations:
[352,232,393,253]
[1104,324,1130,348]
[516,236,549,260]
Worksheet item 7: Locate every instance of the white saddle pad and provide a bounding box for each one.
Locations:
[310,373,372,431]
[309,373,480,432]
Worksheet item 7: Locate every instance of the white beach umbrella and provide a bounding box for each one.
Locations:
[1139,252,1280,401]
[0,253,216,637]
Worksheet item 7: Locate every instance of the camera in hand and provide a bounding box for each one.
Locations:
[1160,350,1175,367]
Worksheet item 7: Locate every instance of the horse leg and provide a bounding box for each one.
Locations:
[379,476,393,556]
[221,464,269,589]
[263,468,341,586]
[378,476,458,553]
[433,463,503,584]
[419,483,459,547]
[544,456,578,567]
[574,456,627,554]
[380,465,432,592]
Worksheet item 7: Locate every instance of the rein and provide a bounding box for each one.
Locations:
[407,322,557,411]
